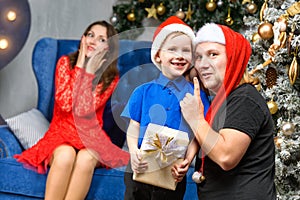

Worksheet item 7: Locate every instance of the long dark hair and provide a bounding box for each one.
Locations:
[69,20,119,93]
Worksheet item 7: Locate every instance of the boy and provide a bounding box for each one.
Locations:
[122,16,210,199]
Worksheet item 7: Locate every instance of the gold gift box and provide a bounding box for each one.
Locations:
[133,123,189,191]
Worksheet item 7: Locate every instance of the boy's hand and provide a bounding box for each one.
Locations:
[130,149,148,174]
[171,159,190,182]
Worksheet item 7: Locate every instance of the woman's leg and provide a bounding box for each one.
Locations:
[64,149,99,200]
[45,145,77,200]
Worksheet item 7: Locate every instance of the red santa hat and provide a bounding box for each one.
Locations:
[151,16,195,70]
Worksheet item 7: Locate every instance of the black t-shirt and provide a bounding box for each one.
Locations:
[195,84,276,200]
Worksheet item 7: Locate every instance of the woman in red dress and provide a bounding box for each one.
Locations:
[14,20,129,200]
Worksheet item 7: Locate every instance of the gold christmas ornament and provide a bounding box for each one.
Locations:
[206,0,217,12]
[288,51,299,85]
[260,0,268,21]
[268,14,288,57]
[266,66,277,88]
[255,83,262,91]
[224,7,234,26]
[258,22,273,40]
[157,3,166,16]
[267,100,278,115]
[145,3,158,19]
[127,11,136,22]
[246,2,258,14]
[185,3,194,21]
[252,32,261,43]
[281,122,295,136]
[249,58,272,75]
[287,2,300,16]
[175,8,185,20]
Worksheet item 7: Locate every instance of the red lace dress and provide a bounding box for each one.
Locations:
[14,56,129,174]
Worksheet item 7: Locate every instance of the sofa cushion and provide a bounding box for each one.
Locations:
[0,158,126,200]
[6,108,49,149]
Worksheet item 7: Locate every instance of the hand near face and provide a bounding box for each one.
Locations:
[76,35,87,68]
[85,47,107,74]
[180,77,205,132]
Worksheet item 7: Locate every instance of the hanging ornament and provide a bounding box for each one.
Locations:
[255,83,262,91]
[287,1,300,16]
[192,171,206,183]
[224,7,234,26]
[249,58,272,75]
[266,66,277,88]
[217,0,224,7]
[110,13,119,25]
[206,0,217,12]
[258,21,273,40]
[156,3,166,16]
[185,3,194,21]
[259,0,268,21]
[281,122,295,136]
[252,32,260,43]
[288,49,299,85]
[145,3,158,19]
[268,14,288,57]
[175,8,185,20]
[274,136,283,148]
[138,0,145,2]
[127,10,136,22]
[267,99,278,114]
[246,1,258,14]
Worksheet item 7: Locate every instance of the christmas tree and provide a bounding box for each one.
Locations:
[111,0,300,198]
[243,1,300,199]
[110,0,262,39]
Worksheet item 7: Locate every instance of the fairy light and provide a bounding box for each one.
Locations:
[7,10,17,21]
[0,38,9,50]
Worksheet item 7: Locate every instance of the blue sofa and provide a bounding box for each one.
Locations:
[0,38,197,199]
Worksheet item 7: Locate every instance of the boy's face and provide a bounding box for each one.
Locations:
[155,33,192,80]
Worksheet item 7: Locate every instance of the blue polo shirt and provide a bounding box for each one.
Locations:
[121,73,210,147]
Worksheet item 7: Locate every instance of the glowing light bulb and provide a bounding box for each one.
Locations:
[0,39,9,50]
[7,11,17,21]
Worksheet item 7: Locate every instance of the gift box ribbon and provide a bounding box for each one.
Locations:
[142,132,188,168]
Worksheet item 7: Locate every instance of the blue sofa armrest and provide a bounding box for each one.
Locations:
[0,126,23,158]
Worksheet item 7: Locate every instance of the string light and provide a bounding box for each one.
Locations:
[7,10,17,21]
[0,38,9,50]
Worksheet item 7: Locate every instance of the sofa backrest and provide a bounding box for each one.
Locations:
[32,38,160,125]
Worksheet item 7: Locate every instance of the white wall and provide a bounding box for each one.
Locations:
[0,0,157,118]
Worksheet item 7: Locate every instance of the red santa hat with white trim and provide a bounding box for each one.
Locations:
[151,16,195,70]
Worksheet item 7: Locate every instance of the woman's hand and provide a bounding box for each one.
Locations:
[130,149,148,174]
[85,47,107,74]
[171,159,190,182]
[76,35,87,68]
